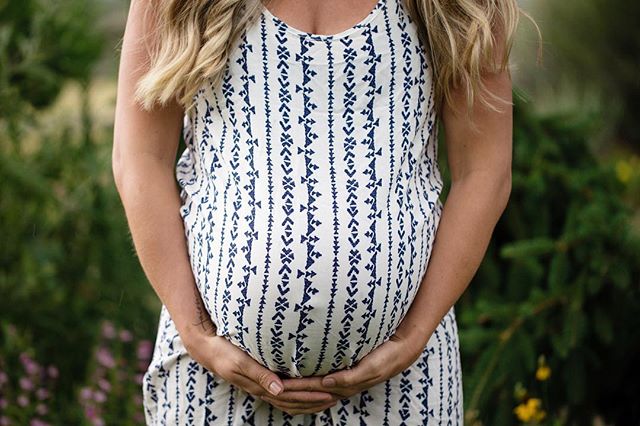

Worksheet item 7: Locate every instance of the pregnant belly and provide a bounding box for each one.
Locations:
[181,188,437,378]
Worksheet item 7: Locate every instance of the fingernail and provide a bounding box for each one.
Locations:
[269,381,283,395]
[322,377,336,387]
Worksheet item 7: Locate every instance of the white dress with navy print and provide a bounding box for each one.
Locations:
[142,0,463,423]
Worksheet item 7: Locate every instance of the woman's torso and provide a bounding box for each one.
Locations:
[176,0,444,378]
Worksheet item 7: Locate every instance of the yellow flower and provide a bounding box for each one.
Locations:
[514,398,545,423]
[513,402,534,422]
[527,398,542,411]
[615,160,633,184]
[536,365,551,381]
[536,354,551,381]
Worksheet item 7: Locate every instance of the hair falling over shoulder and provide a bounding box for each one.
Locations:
[134,0,264,113]
[133,0,542,116]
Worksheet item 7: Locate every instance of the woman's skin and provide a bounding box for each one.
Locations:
[264,0,382,35]
[113,0,512,417]
[113,0,339,415]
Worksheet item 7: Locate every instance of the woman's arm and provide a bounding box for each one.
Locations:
[112,0,213,344]
[394,67,513,349]
[395,18,514,352]
[112,0,338,409]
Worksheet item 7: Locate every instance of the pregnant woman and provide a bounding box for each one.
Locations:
[113,0,529,423]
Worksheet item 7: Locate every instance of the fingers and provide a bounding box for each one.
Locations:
[244,371,338,414]
[229,352,343,405]
[231,366,338,408]
[272,390,336,403]
[323,358,384,390]
[260,395,338,415]
[322,370,357,388]
[260,395,334,409]
[257,374,338,415]
[235,354,284,396]
[229,373,268,397]
[281,376,327,392]
[281,376,353,401]
[201,336,346,414]
[234,373,336,415]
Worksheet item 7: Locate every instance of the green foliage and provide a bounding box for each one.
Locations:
[0,93,158,423]
[0,2,168,422]
[0,0,103,125]
[77,320,152,425]
[1,0,639,422]
[0,323,61,424]
[541,0,640,146]
[447,94,640,425]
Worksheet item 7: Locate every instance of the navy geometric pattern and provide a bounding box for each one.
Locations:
[142,0,463,423]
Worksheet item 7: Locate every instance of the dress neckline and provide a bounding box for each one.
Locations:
[261,0,386,40]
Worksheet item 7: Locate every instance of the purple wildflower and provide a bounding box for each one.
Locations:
[84,405,97,420]
[19,377,34,391]
[46,365,59,379]
[137,340,153,361]
[119,329,133,342]
[93,390,107,404]
[101,321,116,339]
[79,387,93,401]
[19,353,40,376]
[96,347,116,369]
[17,394,29,407]
[36,388,50,400]
[97,378,111,393]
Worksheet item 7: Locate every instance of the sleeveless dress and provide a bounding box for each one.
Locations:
[142,0,463,423]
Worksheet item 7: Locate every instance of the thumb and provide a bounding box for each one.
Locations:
[245,361,284,396]
[322,368,354,388]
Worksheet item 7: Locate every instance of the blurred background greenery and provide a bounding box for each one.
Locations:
[0,0,638,425]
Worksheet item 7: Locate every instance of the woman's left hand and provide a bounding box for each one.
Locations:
[279,329,430,401]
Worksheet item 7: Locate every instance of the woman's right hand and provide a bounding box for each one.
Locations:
[183,331,339,416]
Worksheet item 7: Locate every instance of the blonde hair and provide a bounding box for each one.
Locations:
[405,0,541,116]
[134,0,542,118]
